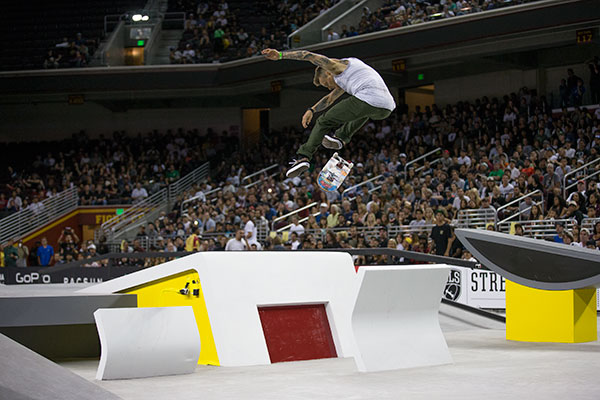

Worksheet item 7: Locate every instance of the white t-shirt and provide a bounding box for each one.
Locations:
[334,58,396,111]
[289,223,305,236]
[244,220,257,243]
[499,183,514,197]
[452,195,470,210]
[457,156,471,167]
[131,188,148,200]
[225,238,246,251]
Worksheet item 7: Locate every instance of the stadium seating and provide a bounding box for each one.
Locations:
[2,86,599,268]
[0,0,145,71]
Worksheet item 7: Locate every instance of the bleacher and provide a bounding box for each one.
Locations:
[1,0,145,71]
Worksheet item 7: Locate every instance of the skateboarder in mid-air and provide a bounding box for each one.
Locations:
[262,48,396,178]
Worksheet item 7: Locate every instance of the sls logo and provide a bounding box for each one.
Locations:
[444,269,461,301]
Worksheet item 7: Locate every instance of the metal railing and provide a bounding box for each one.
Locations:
[581,218,600,234]
[302,225,384,242]
[98,188,169,241]
[99,162,209,241]
[162,12,186,29]
[415,157,441,173]
[562,158,600,197]
[342,174,383,198]
[388,224,437,237]
[271,202,318,231]
[496,189,544,223]
[497,218,577,239]
[241,164,279,185]
[168,162,210,200]
[404,148,442,177]
[456,208,497,229]
[0,187,78,244]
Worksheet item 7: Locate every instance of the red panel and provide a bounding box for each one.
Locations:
[258,304,338,363]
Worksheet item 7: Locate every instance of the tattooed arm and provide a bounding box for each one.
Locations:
[302,88,345,128]
[261,48,346,75]
[310,88,345,112]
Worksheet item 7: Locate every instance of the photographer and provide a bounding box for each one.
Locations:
[57,226,80,248]
[16,240,29,267]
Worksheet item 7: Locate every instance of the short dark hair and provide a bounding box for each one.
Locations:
[313,67,325,86]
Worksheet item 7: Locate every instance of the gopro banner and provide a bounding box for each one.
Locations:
[2,266,142,285]
[444,266,600,311]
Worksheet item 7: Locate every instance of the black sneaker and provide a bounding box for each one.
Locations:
[286,157,310,178]
[322,134,344,150]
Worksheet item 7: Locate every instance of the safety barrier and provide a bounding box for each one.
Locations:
[404,148,442,177]
[456,208,496,229]
[0,187,78,245]
[98,162,209,241]
[341,174,384,198]
[562,158,600,198]
[496,218,577,239]
[271,202,317,231]
[496,189,544,224]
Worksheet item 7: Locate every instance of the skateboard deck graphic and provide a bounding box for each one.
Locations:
[317,152,353,192]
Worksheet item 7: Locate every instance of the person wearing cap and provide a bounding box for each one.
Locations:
[564,200,584,224]
[315,202,330,224]
[262,48,395,178]
[440,150,453,170]
[572,228,591,248]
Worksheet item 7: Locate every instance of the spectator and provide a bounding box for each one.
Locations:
[587,56,600,104]
[225,229,246,250]
[289,215,305,236]
[131,183,149,203]
[326,28,340,41]
[16,240,29,267]
[430,211,451,256]
[37,237,54,266]
[3,239,18,267]
[553,221,565,243]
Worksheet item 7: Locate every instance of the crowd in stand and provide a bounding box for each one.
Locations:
[0,128,238,218]
[106,83,600,267]
[3,81,600,267]
[170,0,541,64]
[325,0,541,40]
[43,33,97,69]
[169,0,339,64]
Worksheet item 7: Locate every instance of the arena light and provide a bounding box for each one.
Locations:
[132,14,143,21]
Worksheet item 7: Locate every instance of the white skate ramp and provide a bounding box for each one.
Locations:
[351,265,453,372]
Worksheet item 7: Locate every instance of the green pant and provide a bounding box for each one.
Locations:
[297,96,392,159]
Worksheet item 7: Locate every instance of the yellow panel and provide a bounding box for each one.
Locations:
[123,270,220,365]
[506,280,597,343]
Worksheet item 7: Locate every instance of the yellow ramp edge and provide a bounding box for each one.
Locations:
[123,270,220,365]
[506,280,597,343]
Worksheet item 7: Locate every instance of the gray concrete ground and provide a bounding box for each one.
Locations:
[59,305,600,400]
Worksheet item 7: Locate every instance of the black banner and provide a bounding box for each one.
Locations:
[2,266,143,285]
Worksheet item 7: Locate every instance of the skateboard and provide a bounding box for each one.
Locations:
[317,152,354,192]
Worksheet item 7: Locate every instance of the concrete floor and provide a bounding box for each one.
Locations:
[60,306,600,400]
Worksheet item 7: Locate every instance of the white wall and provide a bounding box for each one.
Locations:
[434,69,537,106]
[0,102,241,142]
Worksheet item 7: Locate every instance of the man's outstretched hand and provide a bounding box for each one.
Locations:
[301,109,313,128]
[261,48,280,60]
